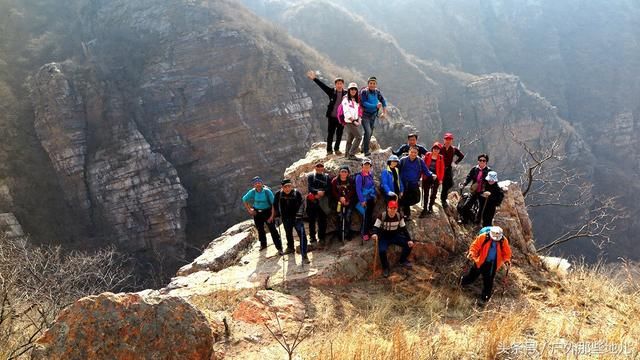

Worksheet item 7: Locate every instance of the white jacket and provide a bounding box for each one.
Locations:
[340,97,361,124]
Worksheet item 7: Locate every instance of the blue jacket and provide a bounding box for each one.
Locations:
[355,172,376,203]
[399,156,431,189]
[359,88,387,115]
[380,166,404,196]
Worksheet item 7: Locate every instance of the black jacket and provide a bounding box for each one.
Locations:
[484,182,504,206]
[274,189,304,219]
[308,172,331,195]
[392,143,429,157]
[463,166,493,190]
[313,78,347,118]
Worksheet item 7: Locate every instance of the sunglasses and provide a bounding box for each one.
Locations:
[478,159,487,162]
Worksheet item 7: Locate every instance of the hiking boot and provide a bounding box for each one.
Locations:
[326,150,333,155]
[383,268,390,278]
[334,150,343,155]
[400,261,413,269]
[284,247,295,255]
[302,256,311,264]
[310,238,317,244]
[419,209,428,218]
[277,249,284,256]
[442,201,449,209]
[259,244,268,251]
[347,155,358,160]
[364,152,371,157]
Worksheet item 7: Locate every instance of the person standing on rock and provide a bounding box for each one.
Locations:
[337,82,363,160]
[399,147,432,220]
[242,176,283,255]
[360,76,387,157]
[355,158,377,241]
[420,142,445,217]
[371,200,414,278]
[274,179,309,263]
[381,155,403,203]
[440,132,465,208]
[307,71,348,155]
[331,165,356,242]
[392,133,428,158]
[459,153,492,225]
[461,226,511,304]
[480,171,504,227]
[307,162,331,245]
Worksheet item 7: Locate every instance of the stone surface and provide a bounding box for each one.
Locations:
[0,212,24,238]
[232,290,305,325]
[31,292,214,360]
[177,220,256,276]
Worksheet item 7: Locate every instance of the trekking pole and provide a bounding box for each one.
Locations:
[501,263,511,297]
[479,196,489,225]
[372,236,380,278]
[341,206,346,244]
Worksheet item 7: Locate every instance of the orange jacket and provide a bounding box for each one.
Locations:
[468,233,512,270]
[423,153,445,182]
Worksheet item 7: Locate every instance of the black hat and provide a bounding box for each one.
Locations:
[281,179,292,186]
[367,76,377,82]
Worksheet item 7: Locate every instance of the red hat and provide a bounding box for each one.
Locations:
[387,200,398,208]
[432,141,442,150]
[444,132,454,140]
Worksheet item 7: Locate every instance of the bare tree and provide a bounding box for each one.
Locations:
[0,236,133,359]
[508,129,624,254]
[264,310,315,360]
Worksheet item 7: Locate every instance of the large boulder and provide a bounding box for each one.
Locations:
[31,292,214,360]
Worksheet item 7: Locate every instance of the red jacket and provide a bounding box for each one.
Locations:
[423,153,445,182]
[468,233,512,270]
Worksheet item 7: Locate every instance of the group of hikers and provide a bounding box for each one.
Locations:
[241,74,512,303]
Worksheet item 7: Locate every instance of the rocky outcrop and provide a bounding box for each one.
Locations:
[30,63,188,259]
[0,213,24,238]
[31,292,214,360]
[33,142,541,358]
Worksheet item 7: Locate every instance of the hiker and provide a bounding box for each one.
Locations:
[440,132,465,208]
[399,147,432,219]
[359,76,387,156]
[381,155,403,202]
[307,71,347,155]
[355,158,377,241]
[420,142,445,217]
[337,82,363,160]
[480,171,504,227]
[459,154,492,224]
[242,176,283,255]
[307,162,331,244]
[371,200,415,278]
[274,179,309,263]
[461,226,512,303]
[331,165,356,241]
[392,133,428,157]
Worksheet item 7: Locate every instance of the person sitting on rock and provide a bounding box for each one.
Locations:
[440,132,465,209]
[307,162,331,245]
[371,200,415,278]
[461,226,512,304]
[355,158,377,241]
[274,179,309,263]
[480,171,504,227]
[242,176,283,255]
[331,165,356,242]
[392,133,428,157]
[459,153,492,224]
[337,82,363,160]
[381,155,403,203]
[399,146,432,220]
[307,71,347,155]
[420,142,445,217]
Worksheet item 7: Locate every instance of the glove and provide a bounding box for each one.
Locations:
[387,191,397,198]
[482,191,491,198]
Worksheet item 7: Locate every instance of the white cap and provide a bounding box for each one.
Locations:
[489,226,503,241]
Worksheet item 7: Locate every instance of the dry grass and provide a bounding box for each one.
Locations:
[292,261,640,360]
